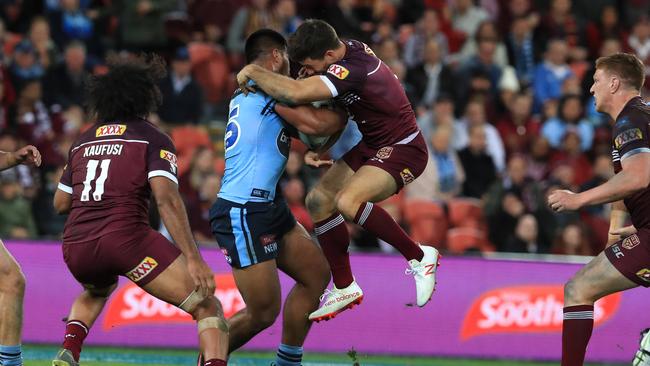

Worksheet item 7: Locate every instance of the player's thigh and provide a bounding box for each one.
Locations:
[276,223,330,287]
[339,165,398,204]
[566,251,637,304]
[309,160,355,204]
[0,240,22,277]
[232,260,282,315]
[141,255,196,305]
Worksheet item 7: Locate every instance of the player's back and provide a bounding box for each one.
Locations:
[219,89,292,204]
[611,97,650,228]
[59,119,178,244]
[319,39,419,148]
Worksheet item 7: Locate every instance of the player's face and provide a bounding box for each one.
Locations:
[272,49,290,76]
[300,57,330,74]
[590,68,610,113]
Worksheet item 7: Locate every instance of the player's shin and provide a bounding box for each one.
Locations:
[61,320,89,362]
[314,214,353,289]
[562,305,594,366]
[188,295,229,365]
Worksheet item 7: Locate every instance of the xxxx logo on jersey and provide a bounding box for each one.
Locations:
[126,257,158,282]
[96,124,127,137]
[327,64,350,80]
[160,150,177,166]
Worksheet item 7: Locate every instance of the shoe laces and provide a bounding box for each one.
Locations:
[319,288,340,301]
[405,261,424,276]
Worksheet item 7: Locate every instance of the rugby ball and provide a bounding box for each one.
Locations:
[298,131,331,151]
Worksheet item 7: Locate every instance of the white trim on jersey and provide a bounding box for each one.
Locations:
[395,131,420,145]
[367,60,382,76]
[148,170,178,185]
[57,182,73,194]
[621,147,650,162]
[319,75,339,98]
[71,138,149,153]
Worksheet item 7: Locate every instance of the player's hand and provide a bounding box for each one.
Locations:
[187,257,216,298]
[13,145,41,167]
[610,225,637,238]
[304,151,333,168]
[548,189,583,212]
[236,65,256,95]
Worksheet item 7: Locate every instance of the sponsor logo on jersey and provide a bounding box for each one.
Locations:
[260,234,278,254]
[277,128,291,157]
[636,268,650,283]
[102,273,244,330]
[327,64,350,80]
[622,234,641,250]
[160,150,177,174]
[221,248,232,264]
[460,285,621,340]
[96,124,127,137]
[400,168,415,185]
[125,257,158,282]
[614,128,643,149]
[611,244,624,258]
[362,42,376,57]
[376,146,393,159]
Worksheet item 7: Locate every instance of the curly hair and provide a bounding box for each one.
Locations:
[86,54,167,122]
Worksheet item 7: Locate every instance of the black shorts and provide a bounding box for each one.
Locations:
[605,228,650,287]
[210,197,296,269]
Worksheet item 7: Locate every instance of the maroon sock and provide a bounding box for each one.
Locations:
[314,213,354,289]
[354,202,423,261]
[62,320,89,362]
[562,305,594,366]
[204,359,227,366]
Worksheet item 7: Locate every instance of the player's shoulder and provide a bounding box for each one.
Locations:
[326,39,376,78]
[616,97,650,129]
[230,87,275,118]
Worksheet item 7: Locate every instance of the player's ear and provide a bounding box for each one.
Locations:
[610,76,620,94]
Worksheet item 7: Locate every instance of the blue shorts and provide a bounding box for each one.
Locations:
[209,197,297,268]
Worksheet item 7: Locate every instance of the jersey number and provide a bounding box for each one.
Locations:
[81,159,111,201]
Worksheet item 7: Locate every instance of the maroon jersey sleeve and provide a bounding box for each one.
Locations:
[319,58,368,98]
[146,132,178,185]
[612,115,650,174]
[58,146,74,194]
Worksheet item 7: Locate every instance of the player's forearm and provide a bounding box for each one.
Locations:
[609,200,628,230]
[0,151,18,171]
[275,104,345,136]
[578,170,646,207]
[247,65,301,104]
[157,194,202,260]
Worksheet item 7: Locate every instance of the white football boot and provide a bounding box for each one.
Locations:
[308,280,364,322]
[633,328,650,366]
[405,244,440,307]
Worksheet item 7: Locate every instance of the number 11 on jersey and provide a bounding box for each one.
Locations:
[81,159,111,201]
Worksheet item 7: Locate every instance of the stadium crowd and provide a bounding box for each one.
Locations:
[0,0,648,257]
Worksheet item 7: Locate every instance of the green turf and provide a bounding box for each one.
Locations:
[22,344,625,366]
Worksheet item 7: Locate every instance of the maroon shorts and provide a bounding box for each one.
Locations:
[342,131,428,191]
[63,227,181,289]
[605,228,650,287]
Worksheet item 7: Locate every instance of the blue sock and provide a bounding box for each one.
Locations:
[275,343,303,366]
[0,344,22,366]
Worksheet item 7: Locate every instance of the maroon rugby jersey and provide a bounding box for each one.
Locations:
[611,96,650,229]
[319,39,420,149]
[58,119,178,244]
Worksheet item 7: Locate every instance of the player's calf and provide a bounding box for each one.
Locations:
[0,259,25,366]
[182,294,229,365]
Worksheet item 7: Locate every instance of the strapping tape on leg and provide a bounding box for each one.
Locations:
[198,316,229,334]
[178,290,204,313]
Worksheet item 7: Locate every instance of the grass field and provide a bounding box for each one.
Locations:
[22,344,627,366]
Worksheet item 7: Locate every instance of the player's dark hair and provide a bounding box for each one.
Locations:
[595,53,645,91]
[287,19,340,62]
[245,29,287,64]
[86,54,166,122]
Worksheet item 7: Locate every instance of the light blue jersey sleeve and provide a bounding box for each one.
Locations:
[218,90,292,204]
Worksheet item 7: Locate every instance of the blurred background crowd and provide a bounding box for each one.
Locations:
[0,0,649,257]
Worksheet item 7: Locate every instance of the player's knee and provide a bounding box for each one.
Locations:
[251,302,281,331]
[0,266,25,297]
[564,278,590,305]
[191,296,221,320]
[306,187,331,216]
[87,283,117,299]
[334,191,360,220]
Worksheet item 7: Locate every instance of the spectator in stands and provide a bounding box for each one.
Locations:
[29,16,60,70]
[227,0,272,58]
[536,0,586,53]
[158,46,204,125]
[118,0,177,52]
[178,146,215,203]
[552,223,592,256]
[406,38,454,110]
[417,94,459,140]
[458,124,496,199]
[10,40,45,86]
[188,0,240,45]
[455,97,506,172]
[271,0,302,37]
[580,153,613,218]
[541,93,593,151]
[405,124,464,202]
[505,15,540,85]
[0,175,37,239]
[43,41,88,109]
[504,214,546,253]
[548,130,593,187]
[496,92,539,155]
[585,5,627,60]
[532,38,573,112]
[186,172,221,242]
[451,0,489,38]
[32,165,67,237]
[283,177,313,233]
[48,0,94,49]
[458,21,509,67]
[497,0,539,36]
[402,9,449,68]
[628,18,650,65]
[526,135,551,181]
[375,38,400,65]
[323,0,365,41]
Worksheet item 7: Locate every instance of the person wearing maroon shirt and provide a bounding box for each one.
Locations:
[548,53,650,366]
[0,145,40,366]
[237,19,439,322]
[52,56,228,366]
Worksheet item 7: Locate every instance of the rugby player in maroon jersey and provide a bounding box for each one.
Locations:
[52,56,228,366]
[0,145,40,366]
[548,53,649,366]
[237,19,439,321]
